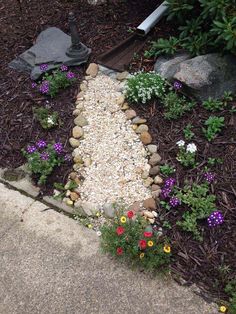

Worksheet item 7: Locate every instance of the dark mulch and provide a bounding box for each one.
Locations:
[0,0,162,193]
[130,96,236,301]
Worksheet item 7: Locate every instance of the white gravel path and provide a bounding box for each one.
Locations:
[76,74,151,207]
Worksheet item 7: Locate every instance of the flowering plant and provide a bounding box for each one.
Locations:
[22,140,66,185]
[176,140,197,167]
[33,64,77,98]
[33,107,58,129]
[125,71,166,104]
[100,210,171,271]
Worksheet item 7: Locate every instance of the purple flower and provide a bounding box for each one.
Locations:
[53,142,63,154]
[31,82,37,89]
[207,211,224,227]
[39,81,50,94]
[204,172,215,183]
[40,64,48,72]
[173,81,182,90]
[26,145,37,153]
[66,71,75,80]
[36,140,47,149]
[64,154,71,161]
[169,196,181,207]
[60,64,68,72]
[165,177,176,188]
[161,187,172,199]
[40,151,50,161]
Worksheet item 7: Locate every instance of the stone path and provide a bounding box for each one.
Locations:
[0,182,218,314]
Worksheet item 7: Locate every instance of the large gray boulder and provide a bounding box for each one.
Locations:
[155,53,236,101]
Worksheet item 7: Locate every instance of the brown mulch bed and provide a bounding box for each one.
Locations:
[130,95,236,302]
[1,0,235,306]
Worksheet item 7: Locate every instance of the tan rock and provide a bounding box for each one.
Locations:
[76,91,84,100]
[74,115,88,127]
[116,95,125,106]
[69,172,77,180]
[135,124,149,134]
[116,71,129,81]
[72,126,84,138]
[141,170,149,179]
[80,83,87,92]
[151,184,161,191]
[73,155,83,164]
[149,153,162,166]
[128,201,141,212]
[125,109,137,119]
[70,191,79,201]
[69,137,80,148]
[86,63,98,78]
[148,218,155,224]
[152,190,161,199]
[140,131,152,145]
[121,103,129,110]
[143,177,154,187]
[143,197,157,210]
[132,125,138,130]
[154,175,163,185]
[143,210,154,219]
[73,109,81,116]
[149,165,160,176]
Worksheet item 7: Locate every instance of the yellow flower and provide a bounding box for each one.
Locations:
[120,216,127,223]
[96,212,101,217]
[163,244,171,253]
[147,241,154,247]
[219,305,227,313]
[87,224,93,229]
[140,253,145,259]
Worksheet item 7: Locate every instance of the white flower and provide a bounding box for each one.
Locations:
[186,143,197,153]
[96,231,102,237]
[47,116,54,124]
[176,140,185,147]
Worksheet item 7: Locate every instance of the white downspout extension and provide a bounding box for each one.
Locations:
[136,1,169,36]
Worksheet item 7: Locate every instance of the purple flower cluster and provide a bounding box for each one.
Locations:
[207,211,224,227]
[36,140,47,149]
[40,64,48,72]
[169,196,181,207]
[165,177,176,187]
[204,172,215,183]
[53,142,63,154]
[66,71,75,80]
[60,64,68,72]
[39,80,50,94]
[161,177,176,199]
[31,82,37,89]
[27,145,37,153]
[40,151,50,161]
[173,81,182,90]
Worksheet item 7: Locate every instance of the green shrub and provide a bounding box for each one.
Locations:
[33,107,59,129]
[202,116,224,141]
[145,0,236,57]
[160,164,176,176]
[100,210,171,271]
[202,97,224,111]
[225,280,236,314]
[144,37,180,58]
[183,123,195,140]
[125,72,166,104]
[161,91,195,119]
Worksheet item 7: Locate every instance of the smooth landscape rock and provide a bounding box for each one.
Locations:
[135,124,149,134]
[74,115,88,127]
[143,177,154,187]
[125,109,137,119]
[128,201,141,212]
[103,203,116,218]
[69,137,80,148]
[154,175,163,185]
[86,63,99,77]
[116,71,129,81]
[140,132,152,145]
[116,95,125,106]
[143,198,157,210]
[152,190,161,199]
[72,126,84,138]
[132,117,147,124]
[149,153,162,166]
[147,144,158,154]
[151,184,161,192]
[149,165,160,176]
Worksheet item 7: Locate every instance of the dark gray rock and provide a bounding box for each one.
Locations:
[9,27,91,80]
[174,53,236,101]
[154,52,190,80]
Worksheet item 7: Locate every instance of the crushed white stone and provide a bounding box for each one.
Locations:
[76,74,152,207]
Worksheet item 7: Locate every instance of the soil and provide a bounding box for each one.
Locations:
[1,0,235,306]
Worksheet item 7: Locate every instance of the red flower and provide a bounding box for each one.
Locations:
[144,231,153,238]
[139,239,147,250]
[127,210,134,219]
[116,226,125,236]
[117,247,123,255]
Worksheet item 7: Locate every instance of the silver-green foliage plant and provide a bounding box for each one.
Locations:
[202,116,225,141]
[125,72,166,104]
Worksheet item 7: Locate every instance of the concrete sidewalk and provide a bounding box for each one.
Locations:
[0,182,217,314]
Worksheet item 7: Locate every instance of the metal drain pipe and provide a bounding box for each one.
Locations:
[136,1,169,36]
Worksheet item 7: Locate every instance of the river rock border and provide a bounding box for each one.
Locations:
[60,63,164,227]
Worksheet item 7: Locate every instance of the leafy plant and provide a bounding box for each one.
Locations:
[176,183,217,240]
[144,37,180,58]
[33,107,59,129]
[212,16,236,53]
[160,164,176,176]
[22,141,65,185]
[202,116,225,141]
[100,210,171,271]
[125,72,166,104]
[161,91,195,120]
[202,97,224,111]
[183,123,195,140]
[225,280,236,314]
[207,157,223,166]
[176,140,197,167]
